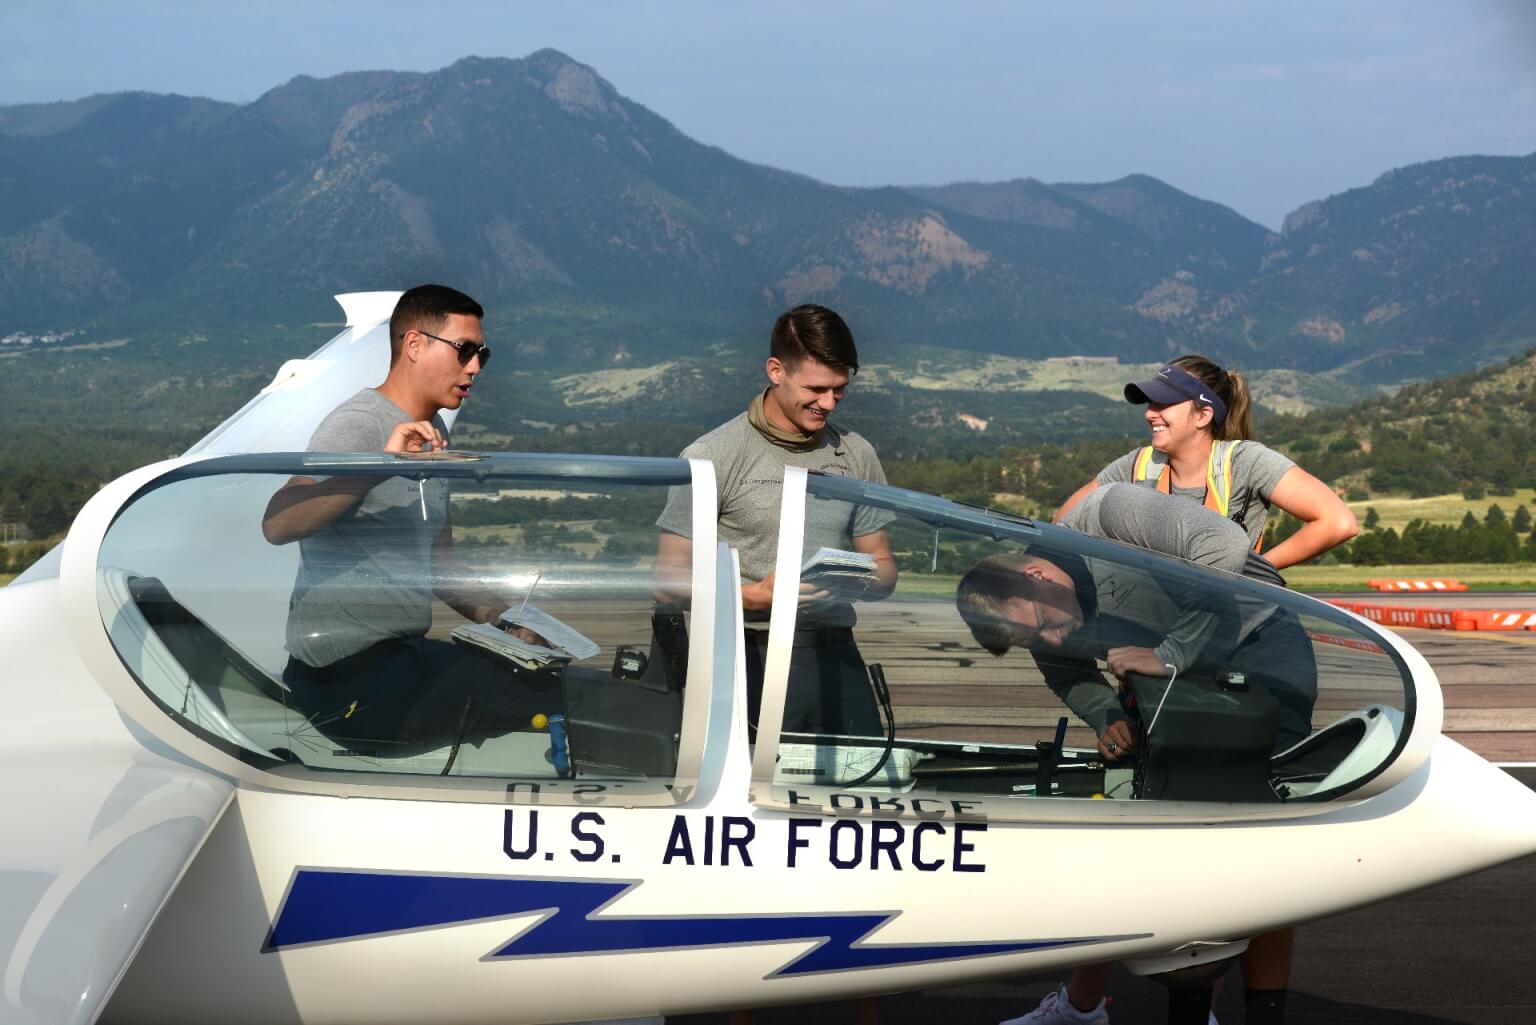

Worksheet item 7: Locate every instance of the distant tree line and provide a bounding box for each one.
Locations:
[0,426,190,574]
[0,540,52,575]
[1264,504,1536,565]
[8,349,1536,578]
[885,437,1130,513]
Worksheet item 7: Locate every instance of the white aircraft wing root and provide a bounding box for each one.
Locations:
[0,756,232,1025]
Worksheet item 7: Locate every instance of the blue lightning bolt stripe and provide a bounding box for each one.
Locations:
[266,870,1122,976]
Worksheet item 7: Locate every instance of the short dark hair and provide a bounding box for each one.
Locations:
[770,304,859,373]
[956,554,1036,656]
[955,551,1094,656]
[389,284,484,361]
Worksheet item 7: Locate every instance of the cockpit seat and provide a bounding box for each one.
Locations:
[99,569,686,780]
[1270,704,1404,798]
[98,568,286,761]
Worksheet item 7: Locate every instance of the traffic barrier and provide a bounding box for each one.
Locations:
[1414,608,1458,630]
[1325,600,1536,632]
[1367,578,1468,592]
[1455,610,1536,631]
[1328,601,1395,626]
[1305,630,1386,654]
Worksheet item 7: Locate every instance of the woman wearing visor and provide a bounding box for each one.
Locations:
[1005,355,1357,1025]
[1057,354,1357,566]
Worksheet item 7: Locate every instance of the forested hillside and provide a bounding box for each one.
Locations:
[4,51,1535,386]
[7,352,1536,575]
[1262,348,1536,497]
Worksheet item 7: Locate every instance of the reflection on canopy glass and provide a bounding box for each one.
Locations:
[95,453,693,793]
[766,474,1414,811]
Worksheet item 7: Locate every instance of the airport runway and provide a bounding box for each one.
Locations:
[485,587,1536,1022]
[671,599,1536,1025]
[1323,593,1536,762]
[1323,591,1536,611]
[670,775,1536,1025]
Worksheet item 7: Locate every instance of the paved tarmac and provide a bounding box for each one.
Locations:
[1324,592,1536,611]
[1325,595,1536,763]
[680,594,1536,1024]
[539,588,1536,1023]
[465,588,1536,1022]
[673,769,1536,1025]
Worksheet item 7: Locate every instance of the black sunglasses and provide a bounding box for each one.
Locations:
[419,329,492,368]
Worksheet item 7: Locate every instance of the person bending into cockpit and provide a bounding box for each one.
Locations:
[956,482,1316,766]
[957,485,1316,1025]
[261,284,555,752]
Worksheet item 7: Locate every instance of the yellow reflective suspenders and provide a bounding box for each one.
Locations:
[1130,441,1260,550]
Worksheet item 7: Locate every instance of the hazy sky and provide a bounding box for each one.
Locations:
[4,1,1534,228]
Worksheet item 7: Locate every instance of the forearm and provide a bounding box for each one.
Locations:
[1264,467,1360,570]
[1039,657,1125,735]
[1263,515,1359,570]
[431,547,511,624]
[741,575,775,612]
[261,476,377,544]
[437,586,504,625]
[865,554,898,600]
[852,529,898,601]
[651,531,694,607]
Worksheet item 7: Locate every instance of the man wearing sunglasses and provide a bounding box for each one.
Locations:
[263,284,552,753]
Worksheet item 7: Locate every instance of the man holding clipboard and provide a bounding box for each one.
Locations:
[653,304,897,738]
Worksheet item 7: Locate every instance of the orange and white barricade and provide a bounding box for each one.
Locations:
[1326,600,1536,632]
[1367,578,1468,593]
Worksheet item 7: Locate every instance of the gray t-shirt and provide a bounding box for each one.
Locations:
[656,412,893,625]
[1097,441,1296,548]
[1062,484,1252,580]
[286,389,452,666]
[1043,483,1265,733]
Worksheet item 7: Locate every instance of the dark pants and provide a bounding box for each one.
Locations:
[742,627,882,738]
[284,635,564,753]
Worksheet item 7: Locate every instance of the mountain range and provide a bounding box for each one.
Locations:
[3,49,1534,388]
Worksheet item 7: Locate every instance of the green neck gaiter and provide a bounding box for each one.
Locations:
[747,387,822,452]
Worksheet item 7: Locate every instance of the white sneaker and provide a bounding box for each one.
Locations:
[999,984,1110,1025]
[1209,1014,1219,1025]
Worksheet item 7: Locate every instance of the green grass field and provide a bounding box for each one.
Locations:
[1347,488,1536,532]
[893,564,1536,596]
[894,564,1536,596]
[1287,561,1536,592]
[986,487,1536,536]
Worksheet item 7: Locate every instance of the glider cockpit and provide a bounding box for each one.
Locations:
[84,450,1418,820]
[748,469,1419,820]
[87,452,710,803]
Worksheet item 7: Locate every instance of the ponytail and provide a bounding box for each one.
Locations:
[1220,369,1253,441]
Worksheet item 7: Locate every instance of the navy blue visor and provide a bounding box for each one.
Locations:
[1124,364,1227,425]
